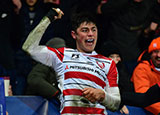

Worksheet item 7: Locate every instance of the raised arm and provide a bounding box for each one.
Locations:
[22,8,63,66]
[22,8,63,52]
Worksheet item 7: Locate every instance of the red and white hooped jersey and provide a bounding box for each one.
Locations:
[31,46,120,115]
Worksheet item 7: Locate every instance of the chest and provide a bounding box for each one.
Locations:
[147,69,160,86]
[62,51,111,81]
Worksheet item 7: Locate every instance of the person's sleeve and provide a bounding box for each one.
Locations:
[27,63,60,99]
[22,9,58,67]
[121,84,160,107]
[100,60,121,112]
[131,64,160,114]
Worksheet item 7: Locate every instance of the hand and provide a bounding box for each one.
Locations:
[8,85,13,96]
[120,105,129,114]
[97,0,107,14]
[82,87,105,103]
[46,8,64,22]
[97,4,102,14]
[150,22,158,31]
[12,0,22,14]
[52,8,64,20]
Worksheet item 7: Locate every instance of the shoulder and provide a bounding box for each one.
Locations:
[47,47,72,55]
[135,61,151,71]
[131,61,151,80]
[97,54,112,61]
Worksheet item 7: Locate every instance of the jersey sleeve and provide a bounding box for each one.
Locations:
[101,60,121,111]
[22,16,57,67]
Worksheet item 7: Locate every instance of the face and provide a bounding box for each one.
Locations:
[26,0,37,6]
[151,50,160,68]
[71,22,98,53]
[109,54,121,64]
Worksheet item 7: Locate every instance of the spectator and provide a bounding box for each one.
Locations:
[99,41,133,114]
[138,1,160,51]
[11,0,46,95]
[13,0,59,94]
[131,36,160,114]
[97,0,158,75]
[99,41,134,93]
[22,8,121,114]
[0,0,22,95]
[19,0,54,45]
[26,37,66,100]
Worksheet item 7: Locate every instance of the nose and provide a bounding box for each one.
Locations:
[88,30,94,36]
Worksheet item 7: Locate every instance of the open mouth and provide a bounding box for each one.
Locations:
[155,57,160,64]
[156,57,160,60]
[157,58,160,61]
[85,39,94,45]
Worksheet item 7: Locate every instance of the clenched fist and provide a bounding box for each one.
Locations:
[82,87,105,103]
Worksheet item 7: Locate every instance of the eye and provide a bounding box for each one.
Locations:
[109,56,114,58]
[81,29,88,32]
[116,56,120,58]
[153,50,159,53]
[92,28,97,32]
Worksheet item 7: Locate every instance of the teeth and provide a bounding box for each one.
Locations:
[87,39,94,42]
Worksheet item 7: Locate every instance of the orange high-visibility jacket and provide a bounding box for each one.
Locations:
[131,55,160,115]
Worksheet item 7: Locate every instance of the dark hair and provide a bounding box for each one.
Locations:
[71,12,96,32]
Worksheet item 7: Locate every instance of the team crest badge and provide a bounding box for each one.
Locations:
[96,61,105,69]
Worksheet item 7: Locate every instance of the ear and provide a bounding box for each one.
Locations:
[71,31,76,40]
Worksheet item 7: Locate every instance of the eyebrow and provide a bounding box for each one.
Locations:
[81,26,97,30]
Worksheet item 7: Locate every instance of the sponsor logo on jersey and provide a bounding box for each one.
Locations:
[71,54,80,60]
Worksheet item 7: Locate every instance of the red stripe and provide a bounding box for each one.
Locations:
[61,106,104,114]
[107,61,118,87]
[158,82,160,87]
[47,47,64,61]
[63,89,82,96]
[65,72,106,88]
